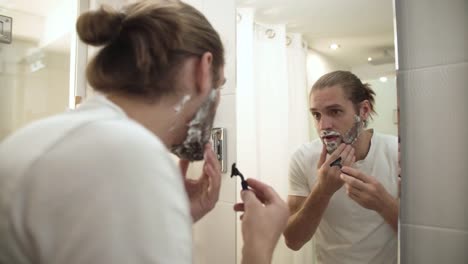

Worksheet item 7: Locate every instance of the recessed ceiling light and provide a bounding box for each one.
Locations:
[262,7,281,15]
[329,43,340,50]
[379,76,388,82]
[368,57,373,62]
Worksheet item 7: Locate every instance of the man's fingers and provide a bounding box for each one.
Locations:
[342,146,355,166]
[317,144,328,169]
[204,143,220,172]
[240,190,262,210]
[341,166,370,183]
[204,163,220,201]
[239,213,244,221]
[340,173,365,191]
[245,178,280,204]
[179,159,190,177]
[348,189,361,201]
[233,203,245,212]
[324,144,346,167]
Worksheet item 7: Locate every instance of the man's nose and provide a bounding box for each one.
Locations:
[319,116,333,130]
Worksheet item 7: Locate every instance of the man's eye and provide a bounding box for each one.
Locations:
[331,109,341,115]
[312,113,321,120]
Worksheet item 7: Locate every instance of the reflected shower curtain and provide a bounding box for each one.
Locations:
[236,8,314,264]
[286,33,316,264]
[287,33,311,155]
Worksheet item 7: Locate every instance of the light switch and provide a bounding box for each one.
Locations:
[0,15,12,44]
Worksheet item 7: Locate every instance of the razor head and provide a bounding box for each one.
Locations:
[231,163,237,178]
[330,157,343,169]
[231,163,245,180]
[231,162,248,190]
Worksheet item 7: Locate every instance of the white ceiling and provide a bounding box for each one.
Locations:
[1,0,396,69]
[0,0,70,53]
[0,0,63,17]
[237,0,396,69]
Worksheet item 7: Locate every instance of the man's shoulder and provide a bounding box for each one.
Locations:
[373,132,398,152]
[291,138,323,164]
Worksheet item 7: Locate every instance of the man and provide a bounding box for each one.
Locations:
[284,71,399,264]
[0,2,288,263]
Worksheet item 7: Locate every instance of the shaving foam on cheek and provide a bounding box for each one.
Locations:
[173,95,191,113]
[342,115,362,144]
[169,95,192,132]
[171,89,218,161]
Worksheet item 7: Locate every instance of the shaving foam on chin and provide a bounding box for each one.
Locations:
[321,115,363,154]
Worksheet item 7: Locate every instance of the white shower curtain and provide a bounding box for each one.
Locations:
[286,33,316,264]
[253,22,289,200]
[236,8,314,264]
[287,33,311,155]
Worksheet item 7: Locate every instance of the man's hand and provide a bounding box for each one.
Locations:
[179,144,221,222]
[340,166,399,232]
[233,178,289,264]
[316,143,355,197]
[339,166,393,212]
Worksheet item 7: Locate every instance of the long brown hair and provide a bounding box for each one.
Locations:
[311,70,377,120]
[76,0,224,100]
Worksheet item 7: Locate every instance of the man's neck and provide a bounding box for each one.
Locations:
[353,129,373,161]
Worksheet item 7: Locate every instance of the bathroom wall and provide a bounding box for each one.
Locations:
[0,1,75,140]
[365,77,398,137]
[181,1,238,263]
[352,63,398,136]
[395,0,468,262]
[0,39,70,141]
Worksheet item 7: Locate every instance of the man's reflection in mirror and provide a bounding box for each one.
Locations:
[284,71,399,264]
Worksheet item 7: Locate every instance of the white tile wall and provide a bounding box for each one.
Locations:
[395,0,468,70]
[401,224,468,264]
[203,0,237,96]
[396,0,468,262]
[193,201,237,264]
[398,63,468,231]
[213,94,237,203]
[191,0,238,263]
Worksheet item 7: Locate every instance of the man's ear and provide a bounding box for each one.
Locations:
[195,52,213,96]
[359,100,371,121]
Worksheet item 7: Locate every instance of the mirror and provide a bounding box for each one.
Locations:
[0,2,74,141]
[235,0,399,263]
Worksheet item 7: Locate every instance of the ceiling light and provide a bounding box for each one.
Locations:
[368,57,373,62]
[379,76,388,83]
[329,43,340,50]
[262,7,281,15]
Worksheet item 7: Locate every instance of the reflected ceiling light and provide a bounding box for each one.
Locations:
[379,76,388,83]
[329,43,340,50]
[368,57,373,62]
[262,7,281,15]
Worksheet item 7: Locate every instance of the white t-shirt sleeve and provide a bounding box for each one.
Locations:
[23,122,192,264]
[288,146,311,197]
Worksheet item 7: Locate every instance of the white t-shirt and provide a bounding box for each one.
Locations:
[0,95,192,264]
[289,131,398,264]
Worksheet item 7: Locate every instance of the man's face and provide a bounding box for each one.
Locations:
[309,85,364,154]
[171,70,224,161]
